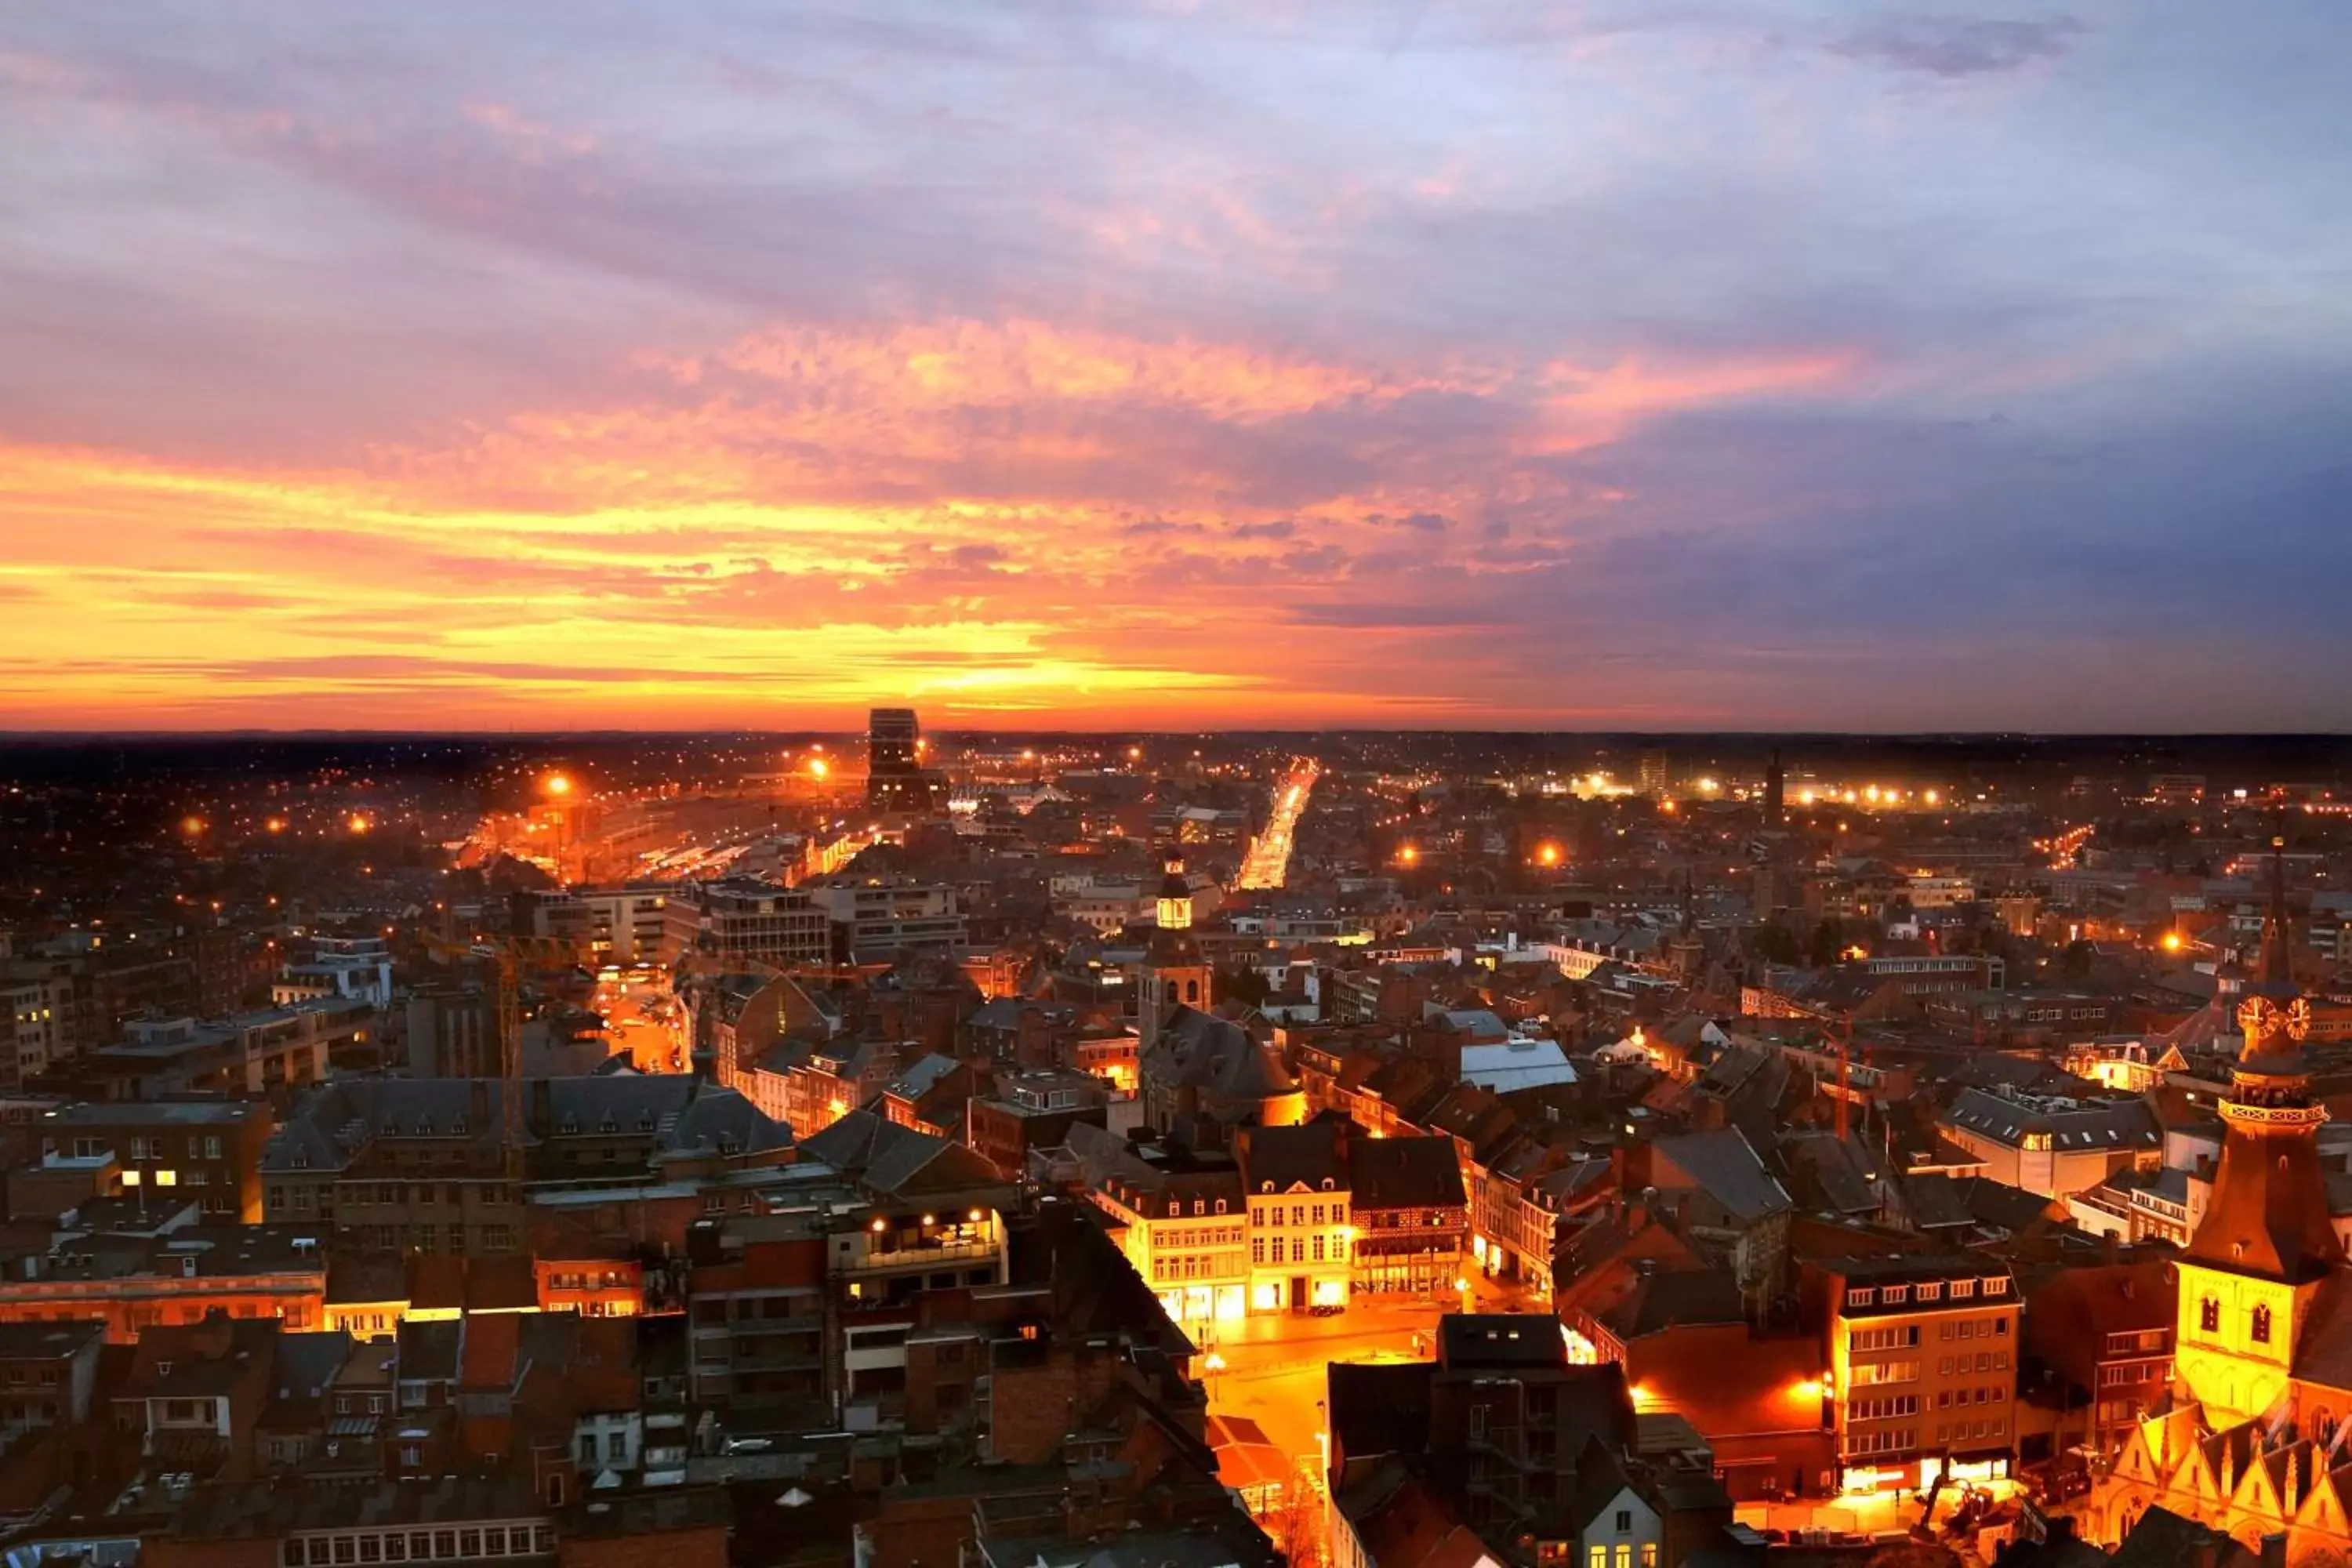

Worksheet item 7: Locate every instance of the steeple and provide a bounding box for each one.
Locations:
[2252,833,2296,1002]
[2238,835,2305,1058]
[2184,1051,2339,1284]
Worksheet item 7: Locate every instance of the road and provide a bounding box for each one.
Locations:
[592,969,687,1073]
[1199,1273,1548,1493]
[1238,759,1320,891]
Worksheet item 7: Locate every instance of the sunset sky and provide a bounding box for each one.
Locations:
[3,2,2349,732]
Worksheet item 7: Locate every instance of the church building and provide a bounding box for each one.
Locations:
[2093,845,2352,1562]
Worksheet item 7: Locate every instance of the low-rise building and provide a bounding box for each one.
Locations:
[1938,1087,2163,1199]
[86,999,372,1101]
[34,1099,275,1221]
[1346,1133,1468,1298]
[1240,1122,1352,1312]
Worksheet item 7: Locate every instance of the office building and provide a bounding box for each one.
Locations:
[866,707,935,813]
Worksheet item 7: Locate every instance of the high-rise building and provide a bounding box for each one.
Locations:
[1639,746,1670,800]
[866,707,935,812]
[1764,749,1786,827]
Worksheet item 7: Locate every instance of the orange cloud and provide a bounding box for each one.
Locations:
[0,316,1868,729]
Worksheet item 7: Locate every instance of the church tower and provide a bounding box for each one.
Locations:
[2172,846,2339,1428]
[1139,852,1211,1055]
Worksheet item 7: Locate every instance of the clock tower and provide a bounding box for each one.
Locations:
[2172,840,2339,1428]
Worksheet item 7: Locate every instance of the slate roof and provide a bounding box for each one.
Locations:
[800,1109,1004,1197]
[261,1076,789,1174]
[1944,1087,2161,1153]
[1347,1134,1466,1212]
[1240,1121,1346,1195]
[1599,1269,1748,1340]
[1142,1006,1294,1102]
[1652,1128,1792,1224]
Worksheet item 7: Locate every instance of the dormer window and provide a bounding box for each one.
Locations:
[1882,1286,1908,1305]
[1950,1279,1975,1298]
[1846,1289,1875,1308]
[1981,1276,2008,1296]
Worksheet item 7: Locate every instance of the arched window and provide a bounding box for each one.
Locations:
[2252,1303,2274,1345]
[1185,979,1200,1003]
[2200,1297,2221,1334]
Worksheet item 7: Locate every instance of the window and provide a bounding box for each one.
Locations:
[386,1537,405,1562]
[1614,1511,1632,1534]
[1640,1548,1658,1568]
[1614,1548,1631,1568]
[2253,1304,2274,1344]
[1915,1282,1941,1301]
[1469,1404,1488,1439]
[1251,1238,1265,1265]
[1846,1288,1875,1308]
[579,1433,597,1464]
[1951,1279,1974,1298]
[360,1539,381,1563]
[283,1544,304,1567]
[484,1530,506,1555]
[1882,1286,1908,1305]
[458,1534,480,1559]
[1982,1276,2008,1296]
[335,1541,356,1565]
[1589,1550,1606,1568]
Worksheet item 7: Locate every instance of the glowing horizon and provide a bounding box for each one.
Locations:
[5,5,2350,732]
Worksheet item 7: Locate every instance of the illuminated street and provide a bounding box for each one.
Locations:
[593,967,687,1073]
[1199,1273,1548,1497]
[1238,758,1320,891]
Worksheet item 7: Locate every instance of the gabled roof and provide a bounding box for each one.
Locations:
[1240,1121,1346,1194]
[1651,1128,1792,1224]
[1347,1134,1466,1212]
[1144,1005,1295,1101]
[800,1108,1002,1197]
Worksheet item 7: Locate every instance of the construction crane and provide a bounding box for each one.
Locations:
[420,932,586,1185]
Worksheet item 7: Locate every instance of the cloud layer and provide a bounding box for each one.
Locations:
[2,1,2350,730]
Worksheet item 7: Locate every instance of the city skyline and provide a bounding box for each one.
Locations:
[5,4,2351,732]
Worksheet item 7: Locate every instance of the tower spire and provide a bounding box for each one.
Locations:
[2253,831,2295,1000]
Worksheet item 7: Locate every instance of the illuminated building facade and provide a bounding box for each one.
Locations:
[2089,849,2352,1561]
[1090,1163,1249,1328]
[1817,1255,2020,1497]
[1240,1122,1353,1312]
